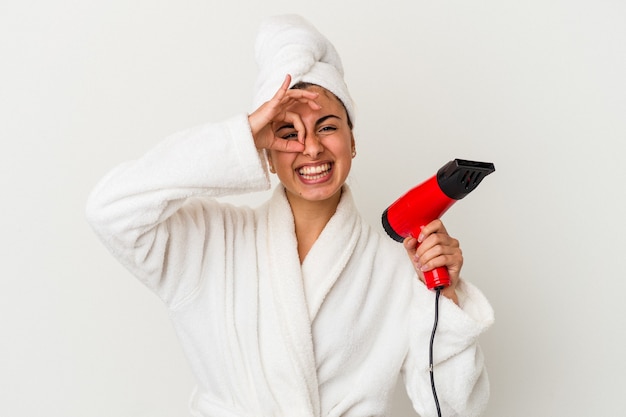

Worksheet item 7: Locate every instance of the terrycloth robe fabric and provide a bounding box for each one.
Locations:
[86,114,494,417]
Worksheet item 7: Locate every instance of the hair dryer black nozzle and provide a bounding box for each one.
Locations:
[437,159,495,200]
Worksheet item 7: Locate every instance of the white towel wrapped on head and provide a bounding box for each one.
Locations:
[252,14,355,125]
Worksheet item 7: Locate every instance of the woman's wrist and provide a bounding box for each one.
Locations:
[440,284,459,305]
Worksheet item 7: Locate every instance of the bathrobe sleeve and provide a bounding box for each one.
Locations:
[402,278,494,417]
[85,114,270,307]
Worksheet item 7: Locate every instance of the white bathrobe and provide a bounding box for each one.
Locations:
[86,114,494,417]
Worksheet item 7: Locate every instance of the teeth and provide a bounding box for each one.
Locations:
[298,163,331,179]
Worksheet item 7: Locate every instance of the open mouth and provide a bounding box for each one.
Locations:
[297,162,332,181]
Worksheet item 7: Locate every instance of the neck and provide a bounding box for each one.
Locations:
[285,188,342,263]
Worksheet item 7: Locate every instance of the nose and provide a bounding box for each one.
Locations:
[302,133,324,158]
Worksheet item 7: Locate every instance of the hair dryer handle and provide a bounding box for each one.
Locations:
[423,266,450,290]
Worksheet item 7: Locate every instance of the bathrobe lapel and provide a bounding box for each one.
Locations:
[265,185,361,417]
[301,186,361,322]
[266,186,320,417]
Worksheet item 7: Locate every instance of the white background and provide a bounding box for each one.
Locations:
[1,0,625,416]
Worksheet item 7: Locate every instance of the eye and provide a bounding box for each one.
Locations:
[280,131,299,140]
[318,125,337,135]
[274,123,299,141]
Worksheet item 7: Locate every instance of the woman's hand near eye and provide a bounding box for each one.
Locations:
[248,74,321,152]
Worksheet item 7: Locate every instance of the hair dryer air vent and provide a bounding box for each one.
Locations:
[437,159,495,200]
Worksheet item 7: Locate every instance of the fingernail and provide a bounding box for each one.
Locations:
[417,226,425,242]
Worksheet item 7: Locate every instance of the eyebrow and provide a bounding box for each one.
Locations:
[316,115,341,125]
[275,124,295,133]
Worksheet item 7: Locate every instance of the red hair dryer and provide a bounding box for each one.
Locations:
[382,159,495,290]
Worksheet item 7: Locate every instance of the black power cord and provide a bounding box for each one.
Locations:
[429,288,442,417]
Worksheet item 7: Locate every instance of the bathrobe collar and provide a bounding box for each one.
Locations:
[266,184,362,417]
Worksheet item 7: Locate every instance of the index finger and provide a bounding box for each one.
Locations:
[280,89,321,111]
[417,219,448,243]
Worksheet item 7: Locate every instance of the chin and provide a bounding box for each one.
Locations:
[300,183,343,202]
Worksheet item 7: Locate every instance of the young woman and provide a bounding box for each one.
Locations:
[87,14,493,417]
